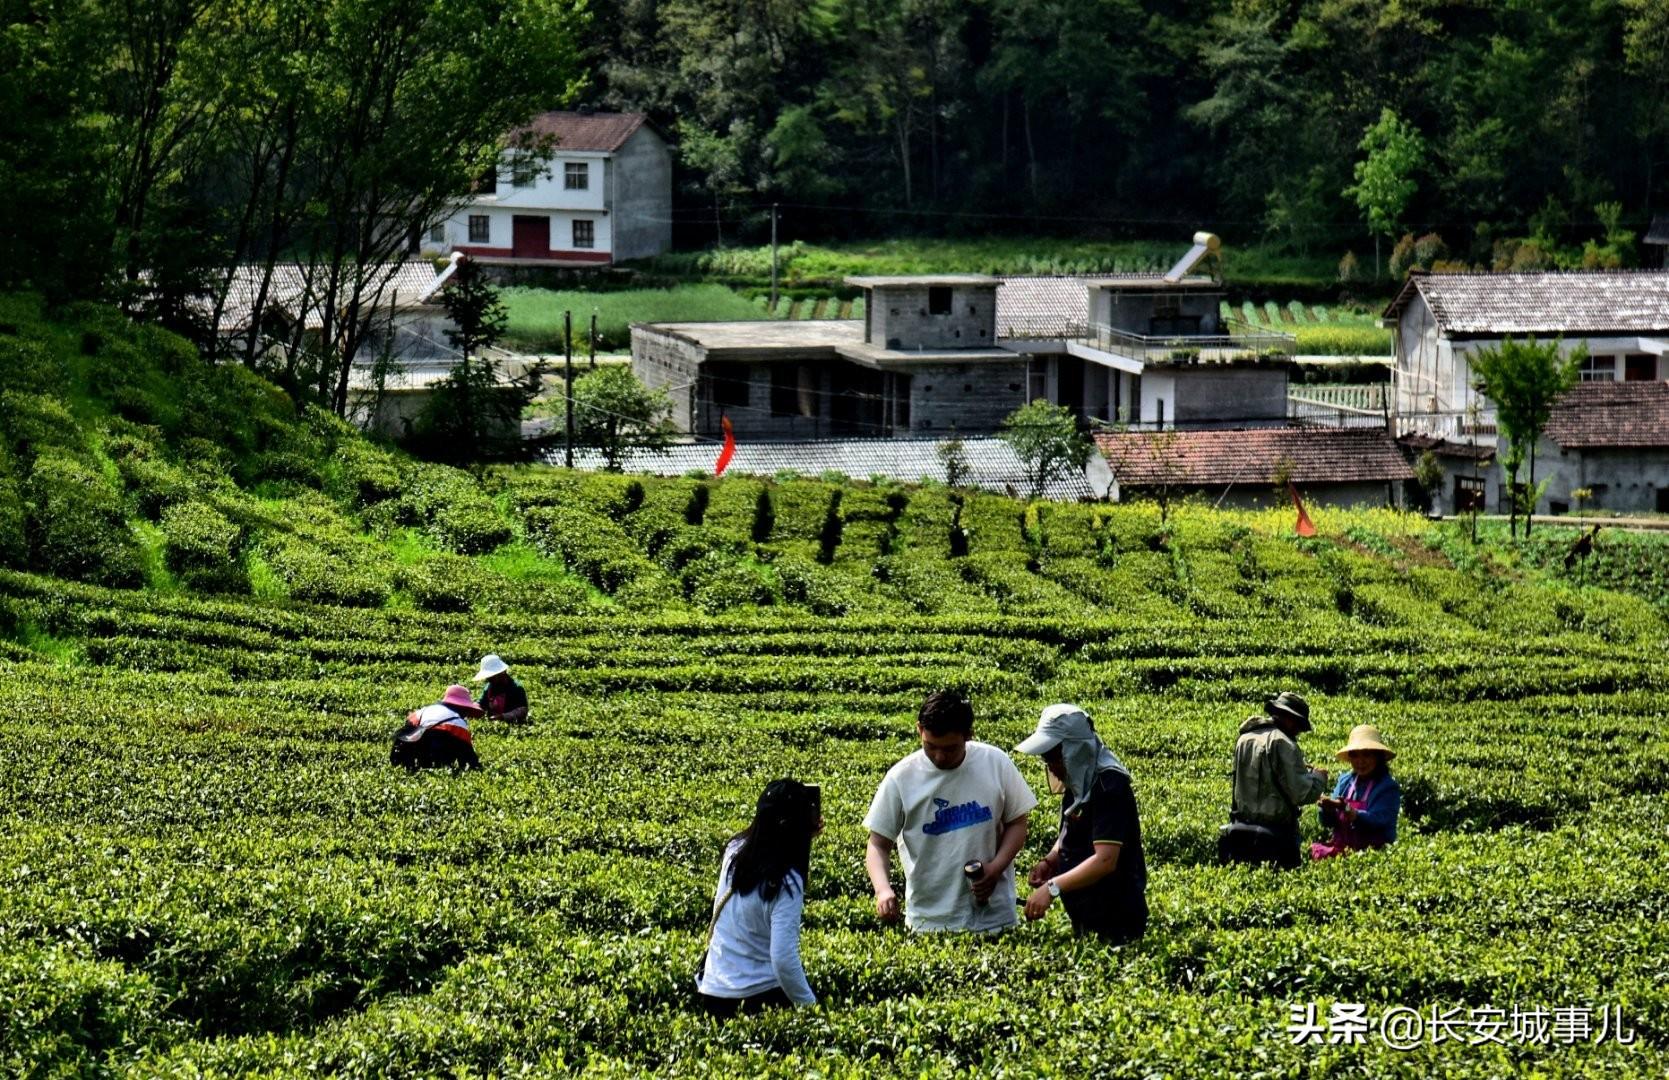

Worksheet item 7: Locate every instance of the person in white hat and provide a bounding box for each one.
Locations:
[1014,704,1147,943]
[1312,725,1402,860]
[473,654,529,724]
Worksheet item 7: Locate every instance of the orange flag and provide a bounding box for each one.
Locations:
[1289,481,1317,537]
[714,415,736,476]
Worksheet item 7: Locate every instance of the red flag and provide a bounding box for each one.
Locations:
[1289,481,1317,537]
[714,415,736,476]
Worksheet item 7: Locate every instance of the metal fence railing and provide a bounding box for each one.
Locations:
[1076,322,1297,366]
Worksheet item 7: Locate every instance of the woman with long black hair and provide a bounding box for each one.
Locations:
[695,778,822,1016]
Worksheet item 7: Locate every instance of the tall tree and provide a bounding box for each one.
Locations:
[1470,337,1582,538]
[1344,109,1425,279]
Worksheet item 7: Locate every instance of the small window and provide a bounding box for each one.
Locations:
[511,157,539,188]
[428,223,445,243]
[572,219,595,249]
[468,215,489,243]
[706,362,750,411]
[770,366,798,417]
[564,162,589,190]
[1657,487,1669,513]
[1624,353,1657,381]
[1579,355,1616,382]
[1455,476,1485,513]
[928,286,952,315]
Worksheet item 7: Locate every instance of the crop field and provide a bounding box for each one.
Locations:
[6,477,1669,1075]
[500,285,865,352]
[2,296,1666,1075]
[1223,299,1393,356]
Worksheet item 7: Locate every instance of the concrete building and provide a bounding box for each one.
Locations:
[633,239,1302,442]
[1537,382,1669,514]
[427,110,672,266]
[1385,269,1669,513]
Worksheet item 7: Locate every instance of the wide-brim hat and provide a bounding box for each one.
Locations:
[1016,703,1091,756]
[474,654,508,681]
[440,684,484,716]
[1264,691,1312,732]
[1336,724,1395,761]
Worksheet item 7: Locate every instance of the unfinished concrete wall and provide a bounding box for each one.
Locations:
[609,127,673,262]
[1534,437,1669,513]
[868,286,997,350]
[1170,366,1290,426]
[903,361,1029,435]
[631,326,703,431]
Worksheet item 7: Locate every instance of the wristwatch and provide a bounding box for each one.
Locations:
[1046,879,1061,899]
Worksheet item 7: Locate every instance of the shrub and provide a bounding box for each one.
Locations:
[396,464,512,555]
[160,501,247,593]
[253,532,389,607]
[25,450,143,587]
[331,442,405,507]
[395,556,493,613]
[0,469,25,570]
[1,390,83,465]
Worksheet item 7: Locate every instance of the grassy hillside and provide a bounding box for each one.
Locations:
[2,296,1666,1076]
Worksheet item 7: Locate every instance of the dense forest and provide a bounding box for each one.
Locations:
[596,0,1669,262]
[2,0,1665,361]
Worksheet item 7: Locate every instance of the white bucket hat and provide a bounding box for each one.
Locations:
[473,654,509,681]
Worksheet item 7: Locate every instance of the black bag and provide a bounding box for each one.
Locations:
[390,723,481,771]
[1217,820,1283,865]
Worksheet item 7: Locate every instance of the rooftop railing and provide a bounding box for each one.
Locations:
[1075,319,1296,366]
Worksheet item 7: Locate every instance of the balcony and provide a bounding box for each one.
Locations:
[1073,318,1296,367]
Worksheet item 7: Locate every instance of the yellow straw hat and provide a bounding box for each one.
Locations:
[1335,724,1395,762]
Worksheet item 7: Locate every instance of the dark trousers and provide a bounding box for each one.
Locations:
[698,987,792,1018]
[1068,899,1149,945]
[1221,821,1302,869]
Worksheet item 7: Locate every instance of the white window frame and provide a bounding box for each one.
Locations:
[572,219,595,249]
[1579,354,1617,382]
[564,162,589,190]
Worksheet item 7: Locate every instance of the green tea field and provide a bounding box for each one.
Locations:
[1,295,1665,1076]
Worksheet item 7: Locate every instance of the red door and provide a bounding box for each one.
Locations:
[511,215,549,258]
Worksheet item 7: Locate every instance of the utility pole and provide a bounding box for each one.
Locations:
[563,309,574,468]
[770,202,779,313]
[589,311,597,368]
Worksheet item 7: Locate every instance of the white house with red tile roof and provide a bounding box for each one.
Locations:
[425,110,672,266]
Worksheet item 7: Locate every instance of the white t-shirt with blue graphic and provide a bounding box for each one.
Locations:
[864,740,1039,932]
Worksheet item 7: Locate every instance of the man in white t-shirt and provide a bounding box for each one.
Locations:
[864,690,1038,932]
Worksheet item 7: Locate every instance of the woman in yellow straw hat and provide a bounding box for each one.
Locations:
[1311,725,1401,861]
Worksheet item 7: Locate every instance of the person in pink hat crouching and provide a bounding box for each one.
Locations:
[391,684,483,770]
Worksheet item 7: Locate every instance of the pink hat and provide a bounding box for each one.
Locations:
[440,684,484,716]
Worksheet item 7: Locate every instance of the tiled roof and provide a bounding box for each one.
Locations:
[1385,271,1669,336]
[995,277,1087,339]
[212,262,443,333]
[1095,427,1413,486]
[522,111,648,153]
[1544,381,1669,448]
[1646,215,1669,246]
[553,436,1095,500]
[1397,433,1495,461]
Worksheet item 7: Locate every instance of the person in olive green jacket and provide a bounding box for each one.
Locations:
[1227,692,1329,868]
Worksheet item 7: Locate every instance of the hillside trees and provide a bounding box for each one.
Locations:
[0,0,588,416]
